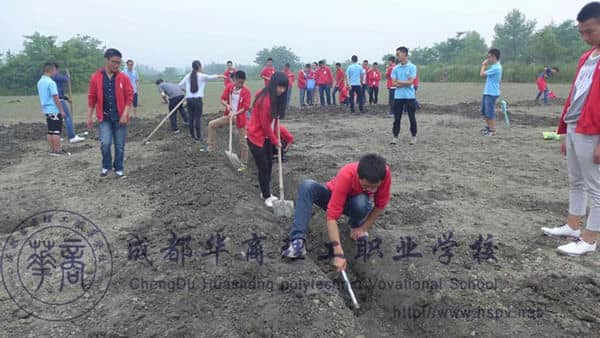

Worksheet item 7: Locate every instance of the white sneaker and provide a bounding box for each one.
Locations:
[69,135,85,143]
[409,136,417,145]
[557,239,597,256]
[541,224,581,238]
[390,137,398,145]
[264,195,278,208]
[115,171,126,179]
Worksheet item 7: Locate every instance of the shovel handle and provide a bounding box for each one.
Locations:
[143,98,185,144]
[277,119,285,201]
[341,270,360,309]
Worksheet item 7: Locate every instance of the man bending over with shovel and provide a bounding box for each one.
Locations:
[206,70,251,171]
[281,153,392,272]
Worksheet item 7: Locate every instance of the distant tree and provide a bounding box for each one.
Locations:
[492,9,536,62]
[254,46,301,71]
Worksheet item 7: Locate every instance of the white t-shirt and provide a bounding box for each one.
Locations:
[231,88,241,113]
[564,52,600,124]
[179,72,219,98]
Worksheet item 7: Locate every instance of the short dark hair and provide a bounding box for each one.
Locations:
[335,62,341,66]
[388,56,396,62]
[226,60,233,65]
[373,62,378,66]
[126,59,133,64]
[53,62,60,69]
[577,2,600,22]
[104,48,122,59]
[43,62,56,73]
[488,48,501,60]
[155,78,164,85]
[396,46,409,55]
[234,70,246,80]
[363,60,368,64]
[304,63,311,68]
[266,57,273,62]
[285,63,290,67]
[351,55,358,62]
[357,154,387,183]
[318,60,325,65]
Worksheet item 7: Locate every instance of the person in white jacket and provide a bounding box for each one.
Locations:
[179,60,224,143]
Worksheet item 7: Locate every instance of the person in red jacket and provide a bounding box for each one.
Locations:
[282,153,392,272]
[541,2,600,256]
[367,62,381,105]
[386,56,396,115]
[283,63,296,109]
[339,84,350,106]
[223,60,236,87]
[272,124,294,162]
[206,70,251,170]
[297,65,308,108]
[361,60,369,103]
[332,62,345,105]
[317,60,333,106]
[87,48,134,178]
[260,58,276,87]
[247,71,289,207]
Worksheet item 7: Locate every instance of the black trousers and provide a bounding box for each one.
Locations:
[388,89,395,112]
[393,99,417,137]
[187,97,203,140]
[248,138,273,199]
[368,86,379,104]
[349,85,364,112]
[169,95,189,131]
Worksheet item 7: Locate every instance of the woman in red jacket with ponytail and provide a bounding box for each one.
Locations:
[246,71,290,207]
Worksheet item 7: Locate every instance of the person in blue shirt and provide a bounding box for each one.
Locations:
[37,62,68,156]
[390,46,418,145]
[479,48,503,136]
[51,63,86,143]
[124,59,141,117]
[345,55,365,113]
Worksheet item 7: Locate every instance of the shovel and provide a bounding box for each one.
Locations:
[499,99,510,127]
[142,98,185,145]
[225,114,242,168]
[341,270,360,310]
[272,120,295,218]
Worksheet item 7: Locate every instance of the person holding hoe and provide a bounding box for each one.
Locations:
[281,153,392,273]
[246,71,289,207]
[205,70,251,172]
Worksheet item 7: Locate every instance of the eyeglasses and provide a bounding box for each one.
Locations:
[109,60,122,65]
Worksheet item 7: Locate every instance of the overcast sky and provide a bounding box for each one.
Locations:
[0,0,592,70]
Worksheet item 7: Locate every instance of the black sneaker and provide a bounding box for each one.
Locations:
[281,239,306,259]
[480,126,490,134]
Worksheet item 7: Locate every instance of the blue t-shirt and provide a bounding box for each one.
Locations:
[37,75,60,115]
[124,69,138,93]
[391,62,417,99]
[483,63,502,96]
[346,63,364,86]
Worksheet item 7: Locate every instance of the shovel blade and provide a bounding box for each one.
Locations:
[225,151,242,169]
[272,199,294,218]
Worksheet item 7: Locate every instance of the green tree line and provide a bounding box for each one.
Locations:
[0,9,591,95]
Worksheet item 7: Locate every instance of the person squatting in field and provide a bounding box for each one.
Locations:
[535,66,560,105]
[281,153,392,272]
[156,79,189,133]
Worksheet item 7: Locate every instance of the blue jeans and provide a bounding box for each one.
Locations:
[299,88,306,106]
[318,85,331,106]
[332,86,340,105]
[99,119,127,171]
[480,95,498,120]
[289,179,373,241]
[286,87,293,109]
[60,99,75,139]
[306,89,315,105]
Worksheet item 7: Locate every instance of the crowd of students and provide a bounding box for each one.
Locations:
[34,2,600,266]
